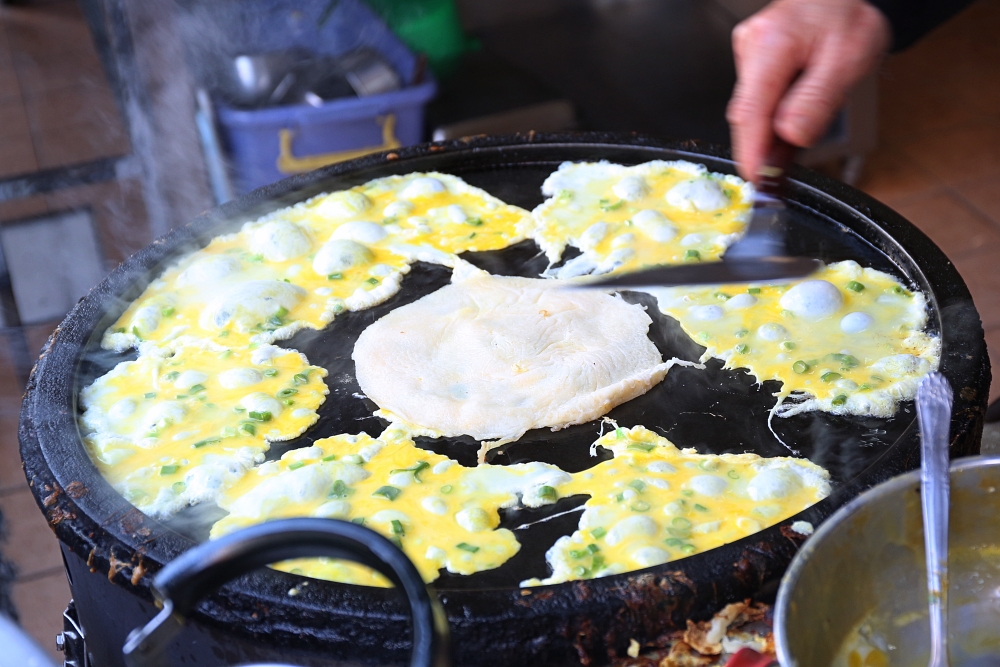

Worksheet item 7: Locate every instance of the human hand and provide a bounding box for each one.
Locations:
[726,0,891,182]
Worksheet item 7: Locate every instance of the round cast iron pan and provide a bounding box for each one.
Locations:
[19,133,989,666]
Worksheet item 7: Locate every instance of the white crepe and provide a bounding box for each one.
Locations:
[353,268,677,448]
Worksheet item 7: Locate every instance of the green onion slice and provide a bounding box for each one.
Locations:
[373,485,401,501]
[390,460,430,483]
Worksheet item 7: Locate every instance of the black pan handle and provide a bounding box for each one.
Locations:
[123,518,450,667]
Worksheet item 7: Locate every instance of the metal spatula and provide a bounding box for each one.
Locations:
[582,139,822,290]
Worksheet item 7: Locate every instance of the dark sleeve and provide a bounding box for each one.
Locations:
[866,0,977,50]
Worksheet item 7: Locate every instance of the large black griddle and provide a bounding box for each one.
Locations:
[20,134,989,667]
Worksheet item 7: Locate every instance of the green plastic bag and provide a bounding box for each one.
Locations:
[363,0,468,78]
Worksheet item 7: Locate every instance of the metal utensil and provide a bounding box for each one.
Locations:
[339,47,402,97]
[914,376,1000,667]
[583,138,822,289]
[917,372,955,667]
[223,52,302,107]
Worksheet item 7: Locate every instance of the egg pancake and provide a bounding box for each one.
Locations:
[353,264,690,456]
[102,172,532,353]
[641,260,940,418]
[533,161,751,279]
[80,342,328,518]
[211,427,572,586]
[522,425,830,586]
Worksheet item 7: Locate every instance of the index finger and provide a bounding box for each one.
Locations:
[727,21,805,182]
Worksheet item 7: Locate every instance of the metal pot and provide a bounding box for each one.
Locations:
[775,456,1000,666]
[19,133,990,667]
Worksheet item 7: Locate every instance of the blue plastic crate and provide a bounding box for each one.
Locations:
[215,0,436,193]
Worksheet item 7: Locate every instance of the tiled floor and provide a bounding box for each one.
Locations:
[0,0,997,663]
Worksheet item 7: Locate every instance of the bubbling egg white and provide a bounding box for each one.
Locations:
[211,428,573,586]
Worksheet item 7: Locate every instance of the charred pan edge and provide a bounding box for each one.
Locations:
[18,132,988,665]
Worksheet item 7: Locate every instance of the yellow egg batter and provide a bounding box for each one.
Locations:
[644,260,940,418]
[208,425,828,587]
[80,342,328,518]
[211,427,569,586]
[533,161,751,278]
[102,172,532,353]
[523,425,829,585]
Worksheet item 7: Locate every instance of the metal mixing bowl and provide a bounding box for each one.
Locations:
[775,456,1000,667]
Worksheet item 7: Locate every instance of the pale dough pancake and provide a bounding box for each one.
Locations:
[353,266,682,450]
